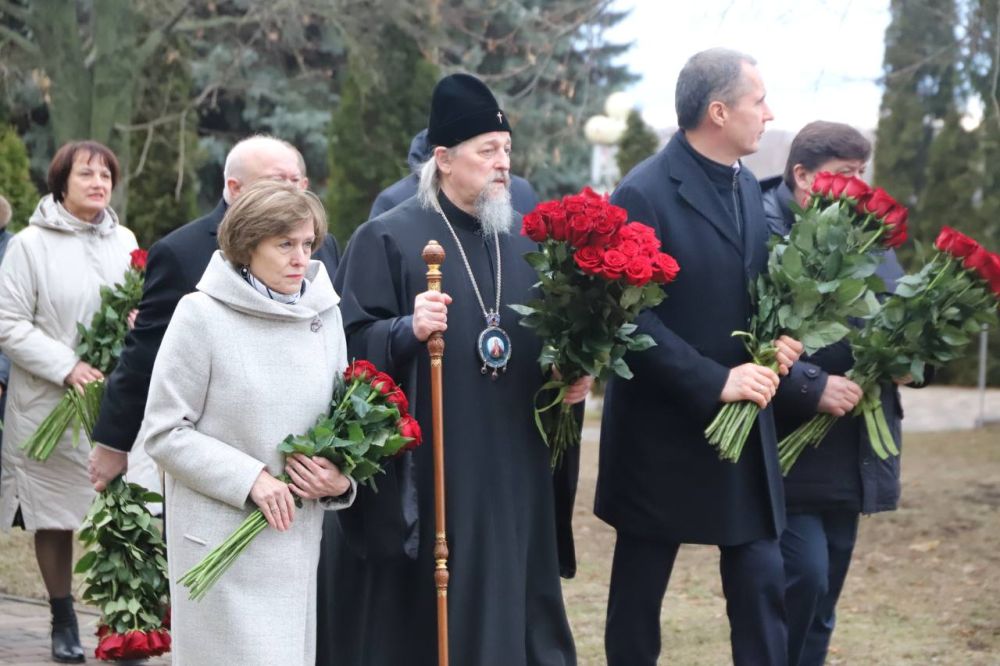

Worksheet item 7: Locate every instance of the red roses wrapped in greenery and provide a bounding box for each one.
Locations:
[179,360,421,600]
[778,226,1000,473]
[513,187,680,467]
[76,476,171,661]
[22,248,148,461]
[705,174,906,462]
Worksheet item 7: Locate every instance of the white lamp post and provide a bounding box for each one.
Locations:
[583,92,632,194]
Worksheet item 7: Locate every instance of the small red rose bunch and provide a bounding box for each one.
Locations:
[936,226,1000,297]
[515,187,680,466]
[523,187,679,288]
[95,625,171,660]
[779,225,1000,472]
[810,172,909,249]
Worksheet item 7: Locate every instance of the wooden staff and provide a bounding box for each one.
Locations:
[422,240,449,666]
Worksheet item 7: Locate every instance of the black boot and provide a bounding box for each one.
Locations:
[49,595,85,663]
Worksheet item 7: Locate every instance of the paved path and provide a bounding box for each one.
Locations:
[0,595,167,666]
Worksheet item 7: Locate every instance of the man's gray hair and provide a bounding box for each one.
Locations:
[222,134,305,203]
[0,195,11,228]
[675,48,756,130]
[416,146,458,210]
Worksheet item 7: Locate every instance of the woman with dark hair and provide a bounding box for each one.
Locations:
[143,180,355,665]
[0,140,137,663]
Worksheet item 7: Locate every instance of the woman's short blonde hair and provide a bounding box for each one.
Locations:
[217,180,328,266]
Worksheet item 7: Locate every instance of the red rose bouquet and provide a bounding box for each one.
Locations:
[76,475,171,661]
[705,175,906,462]
[22,248,148,461]
[512,187,680,467]
[778,227,1000,473]
[179,360,421,600]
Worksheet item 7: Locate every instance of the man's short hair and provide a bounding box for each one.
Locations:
[0,195,11,228]
[675,48,756,131]
[783,121,872,189]
[217,180,327,266]
[46,141,120,203]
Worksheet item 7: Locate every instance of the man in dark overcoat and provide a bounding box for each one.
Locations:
[86,135,340,488]
[595,48,802,666]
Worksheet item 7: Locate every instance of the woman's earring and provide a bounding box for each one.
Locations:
[240,265,250,279]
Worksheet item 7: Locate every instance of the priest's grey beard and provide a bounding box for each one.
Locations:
[475,177,513,236]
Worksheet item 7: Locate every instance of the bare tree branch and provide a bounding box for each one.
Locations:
[990,1,1000,133]
[175,109,188,200]
[135,0,193,67]
[0,0,31,24]
[0,22,39,56]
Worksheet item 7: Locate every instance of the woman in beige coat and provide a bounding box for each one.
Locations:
[143,180,355,665]
[0,141,137,663]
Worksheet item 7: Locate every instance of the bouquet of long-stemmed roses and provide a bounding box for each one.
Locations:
[75,476,171,661]
[512,187,680,467]
[179,360,421,600]
[778,227,1000,473]
[21,248,147,461]
[704,174,906,462]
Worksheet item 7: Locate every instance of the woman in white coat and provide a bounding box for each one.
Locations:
[143,180,355,665]
[0,141,138,663]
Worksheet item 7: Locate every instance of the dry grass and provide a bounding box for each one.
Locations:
[2,424,998,665]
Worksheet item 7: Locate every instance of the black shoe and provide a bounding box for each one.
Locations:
[51,621,85,663]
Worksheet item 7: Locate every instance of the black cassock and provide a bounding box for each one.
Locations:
[317,193,577,666]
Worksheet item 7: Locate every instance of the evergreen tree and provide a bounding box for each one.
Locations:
[125,42,200,247]
[326,27,438,244]
[616,109,659,179]
[874,0,960,211]
[0,124,39,231]
[433,1,637,197]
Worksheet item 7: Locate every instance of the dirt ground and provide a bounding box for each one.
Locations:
[2,424,998,665]
[564,422,1000,665]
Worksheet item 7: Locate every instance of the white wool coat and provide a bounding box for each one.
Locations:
[143,251,352,666]
[0,195,137,530]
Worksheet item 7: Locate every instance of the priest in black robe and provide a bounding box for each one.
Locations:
[320,73,589,666]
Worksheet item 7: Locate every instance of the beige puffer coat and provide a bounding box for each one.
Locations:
[0,195,137,531]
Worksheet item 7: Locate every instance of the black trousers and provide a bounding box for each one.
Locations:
[780,511,859,666]
[605,532,788,666]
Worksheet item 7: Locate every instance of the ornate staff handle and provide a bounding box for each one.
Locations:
[422,240,449,666]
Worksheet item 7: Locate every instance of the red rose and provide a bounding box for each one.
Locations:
[934,226,980,259]
[579,186,605,201]
[96,632,125,659]
[882,206,908,247]
[521,211,548,242]
[651,252,680,283]
[964,245,992,276]
[121,630,150,658]
[607,204,628,227]
[537,202,568,241]
[981,252,1000,297]
[859,187,896,219]
[618,239,641,257]
[562,194,587,215]
[841,176,870,201]
[96,624,110,639]
[600,249,629,280]
[344,360,377,382]
[591,214,619,244]
[130,248,148,271]
[568,213,595,247]
[811,172,836,197]
[624,255,654,286]
[828,174,850,198]
[573,245,605,275]
[386,388,409,415]
[371,371,397,395]
[398,414,423,450]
